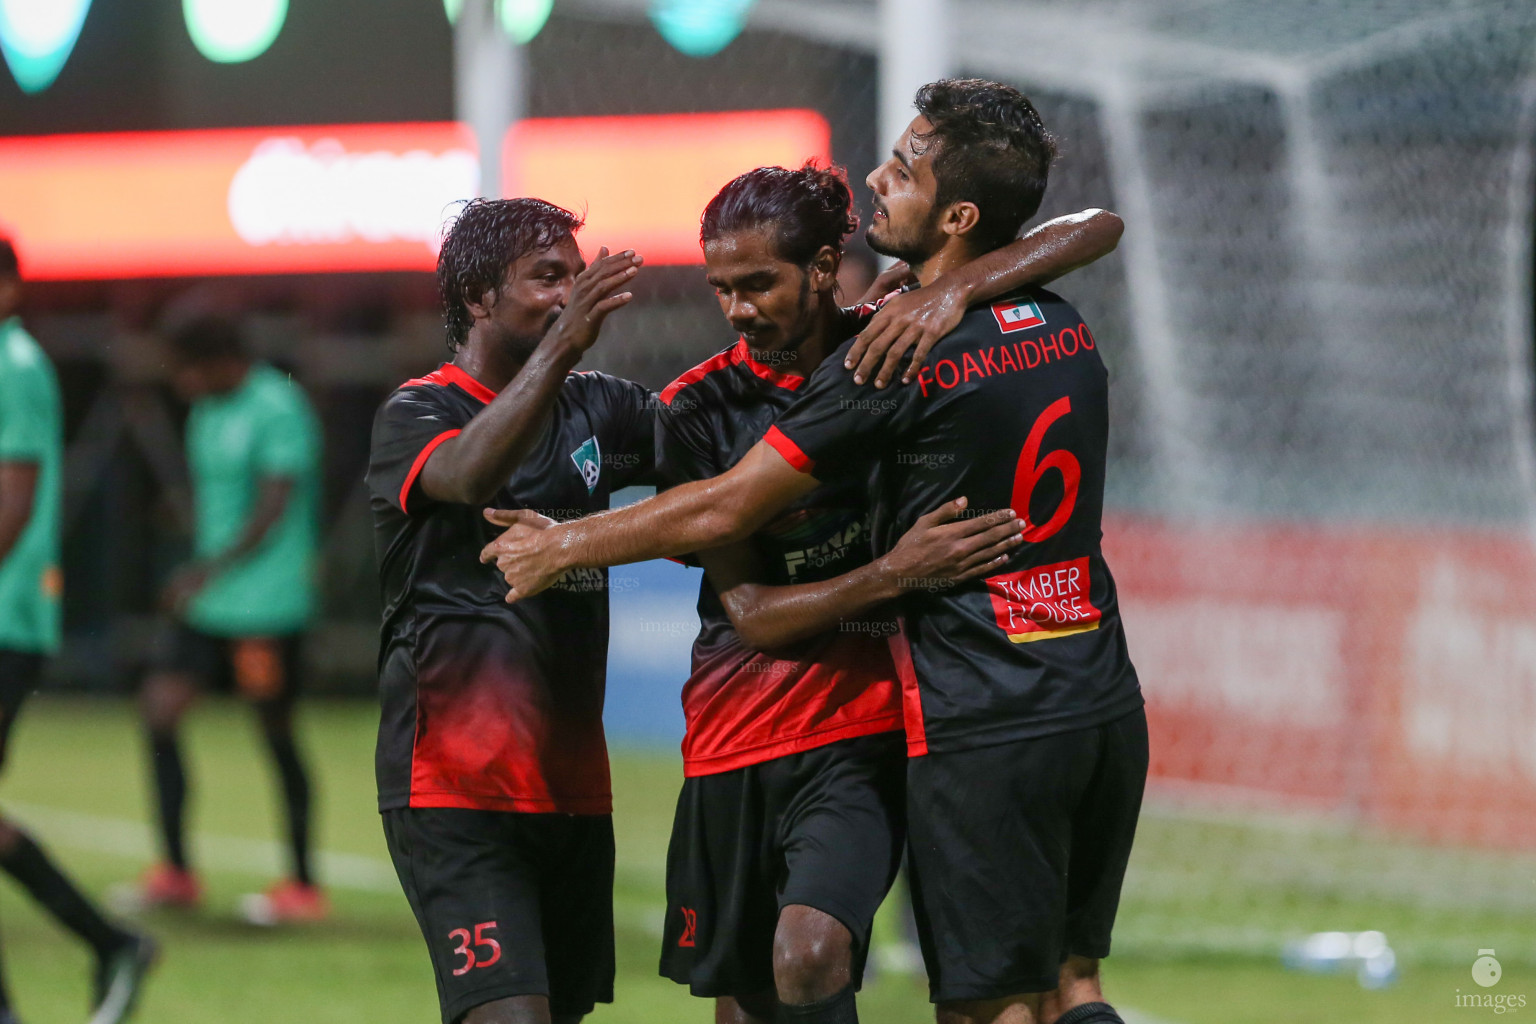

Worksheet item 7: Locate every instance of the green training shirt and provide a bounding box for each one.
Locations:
[0,318,62,654]
[185,362,321,637]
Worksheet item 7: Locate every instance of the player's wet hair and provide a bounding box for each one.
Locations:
[437,197,585,352]
[913,78,1058,252]
[0,238,18,281]
[166,312,246,365]
[700,162,859,267]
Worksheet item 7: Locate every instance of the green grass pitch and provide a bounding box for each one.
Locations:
[0,698,1529,1023]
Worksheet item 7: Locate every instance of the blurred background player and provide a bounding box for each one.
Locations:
[366,199,650,1024]
[0,239,155,1024]
[650,164,1120,1024]
[126,310,325,925]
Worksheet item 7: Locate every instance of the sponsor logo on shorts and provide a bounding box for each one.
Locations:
[985,557,1102,643]
[991,298,1046,333]
[677,907,698,948]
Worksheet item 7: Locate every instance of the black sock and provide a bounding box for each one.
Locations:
[149,731,189,870]
[777,986,858,1024]
[0,831,129,956]
[1055,1002,1125,1024]
[264,732,313,886]
[0,921,10,1015]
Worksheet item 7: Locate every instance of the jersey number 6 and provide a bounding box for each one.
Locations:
[1012,396,1080,543]
[449,921,503,976]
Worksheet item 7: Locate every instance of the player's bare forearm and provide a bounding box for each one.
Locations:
[164,475,293,611]
[481,442,818,600]
[0,460,39,567]
[847,208,1123,386]
[420,337,585,504]
[213,476,293,568]
[953,208,1123,301]
[563,445,812,567]
[704,545,901,653]
[714,496,1027,647]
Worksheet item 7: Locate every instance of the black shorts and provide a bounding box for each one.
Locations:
[659,730,907,998]
[0,649,45,769]
[154,623,303,703]
[906,707,1148,1002]
[382,807,615,1023]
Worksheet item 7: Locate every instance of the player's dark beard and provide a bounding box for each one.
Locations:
[867,205,943,265]
[502,307,561,363]
[782,272,816,351]
[503,329,545,363]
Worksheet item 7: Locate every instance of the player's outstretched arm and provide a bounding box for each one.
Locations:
[480,440,817,601]
[702,497,1023,652]
[419,248,642,505]
[845,208,1123,387]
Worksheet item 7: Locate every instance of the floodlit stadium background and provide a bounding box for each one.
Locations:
[3,1,1536,1021]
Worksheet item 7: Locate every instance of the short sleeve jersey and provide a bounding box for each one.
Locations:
[185,363,322,637]
[366,363,657,814]
[0,319,62,654]
[767,288,1143,756]
[657,338,903,777]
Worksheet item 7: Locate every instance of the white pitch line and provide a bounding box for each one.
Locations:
[1122,1011,1187,1024]
[8,802,1191,1024]
[5,801,399,893]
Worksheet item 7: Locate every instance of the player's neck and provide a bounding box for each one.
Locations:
[452,339,521,394]
[774,293,844,378]
[913,238,983,288]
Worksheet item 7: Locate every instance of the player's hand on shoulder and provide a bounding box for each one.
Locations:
[479,507,563,602]
[845,280,967,389]
[546,247,644,354]
[876,497,1023,593]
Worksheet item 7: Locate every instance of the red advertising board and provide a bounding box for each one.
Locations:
[0,111,831,279]
[1110,516,1536,849]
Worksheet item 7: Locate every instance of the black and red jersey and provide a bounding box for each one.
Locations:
[658,338,903,778]
[767,287,1143,756]
[366,362,656,814]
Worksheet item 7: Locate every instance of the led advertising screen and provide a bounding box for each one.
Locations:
[0,109,831,279]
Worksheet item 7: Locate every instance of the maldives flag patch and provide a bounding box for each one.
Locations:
[991,299,1046,333]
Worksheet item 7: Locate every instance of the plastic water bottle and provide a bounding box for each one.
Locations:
[1283,930,1399,989]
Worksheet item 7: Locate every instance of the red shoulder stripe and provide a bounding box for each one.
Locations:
[659,346,738,406]
[659,338,808,406]
[733,338,804,391]
[402,363,496,404]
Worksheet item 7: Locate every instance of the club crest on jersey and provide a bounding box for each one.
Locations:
[570,436,601,493]
[991,299,1046,333]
